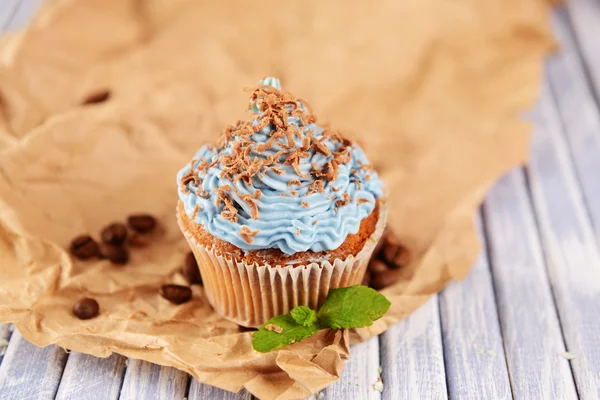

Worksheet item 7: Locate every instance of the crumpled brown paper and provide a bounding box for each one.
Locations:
[0,0,554,399]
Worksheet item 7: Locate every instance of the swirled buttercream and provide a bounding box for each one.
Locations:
[177,78,383,254]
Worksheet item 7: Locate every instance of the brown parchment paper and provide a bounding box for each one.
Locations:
[0,0,554,399]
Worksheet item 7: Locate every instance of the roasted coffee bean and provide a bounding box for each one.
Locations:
[128,233,150,248]
[101,223,128,245]
[381,231,410,269]
[160,284,192,304]
[371,268,401,290]
[70,234,100,260]
[182,251,202,285]
[127,214,157,233]
[82,89,110,105]
[101,244,129,265]
[368,259,389,274]
[361,270,372,287]
[73,297,100,319]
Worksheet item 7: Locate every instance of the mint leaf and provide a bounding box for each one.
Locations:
[252,313,319,353]
[317,285,391,329]
[290,305,317,327]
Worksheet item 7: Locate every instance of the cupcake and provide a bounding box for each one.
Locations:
[176,78,386,327]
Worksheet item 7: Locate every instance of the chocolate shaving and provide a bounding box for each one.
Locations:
[357,198,370,205]
[290,190,297,197]
[192,204,201,219]
[308,180,325,194]
[309,131,331,157]
[241,194,259,220]
[302,202,310,208]
[240,226,259,244]
[254,189,262,199]
[288,179,301,187]
[335,193,351,208]
[270,166,285,175]
[295,229,300,236]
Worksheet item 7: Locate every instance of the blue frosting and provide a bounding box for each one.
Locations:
[177,80,383,255]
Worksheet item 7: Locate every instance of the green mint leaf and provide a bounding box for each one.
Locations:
[252,313,319,353]
[290,305,317,327]
[317,285,391,329]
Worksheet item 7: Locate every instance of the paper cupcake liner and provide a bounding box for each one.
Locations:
[177,204,387,327]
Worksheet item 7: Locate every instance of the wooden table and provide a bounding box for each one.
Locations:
[1,1,600,399]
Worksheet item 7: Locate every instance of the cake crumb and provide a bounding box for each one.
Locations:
[265,324,283,333]
[378,365,383,374]
[561,351,576,360]
[373,377,384,392]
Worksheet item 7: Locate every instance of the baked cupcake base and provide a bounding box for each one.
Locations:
[177,201,387,327]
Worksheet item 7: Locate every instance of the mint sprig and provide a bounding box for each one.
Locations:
[252,285,391,353]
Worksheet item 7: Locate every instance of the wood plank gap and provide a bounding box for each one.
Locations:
[477,209,515,398]
[438,213,512,399]
[0,324,15,367]
[546,7,600,239]
[556,5,600,115]
[520,166,581,399]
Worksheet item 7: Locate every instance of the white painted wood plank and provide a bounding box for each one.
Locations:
[188,379,253,400]
[547,8,600,252]
[380,296,447,400]
[0,324,14,366]
[0,0,20,31]
[438,216,511,400]
[566,1,600,100]
[119,359,189,400]
[484,171,578,399]
[55,352,127,400]
[321,336,381,400]
[4,0,43,31]
[0,330,68,400]
[526,79,600,399]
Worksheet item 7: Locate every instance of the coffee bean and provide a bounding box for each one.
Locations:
[182,251,202,285]
[73,297,100,319]
[160,284,192,304]
[368,259,389,274]
[128,233,150,248]
[127,214,157,233]
[70,235,100,260]
[101,223,128,245]
[101,244,129,265]
[371,268,401,290]
[82,89,110,105]
[361,270,372,287]
[381,231,410,269]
